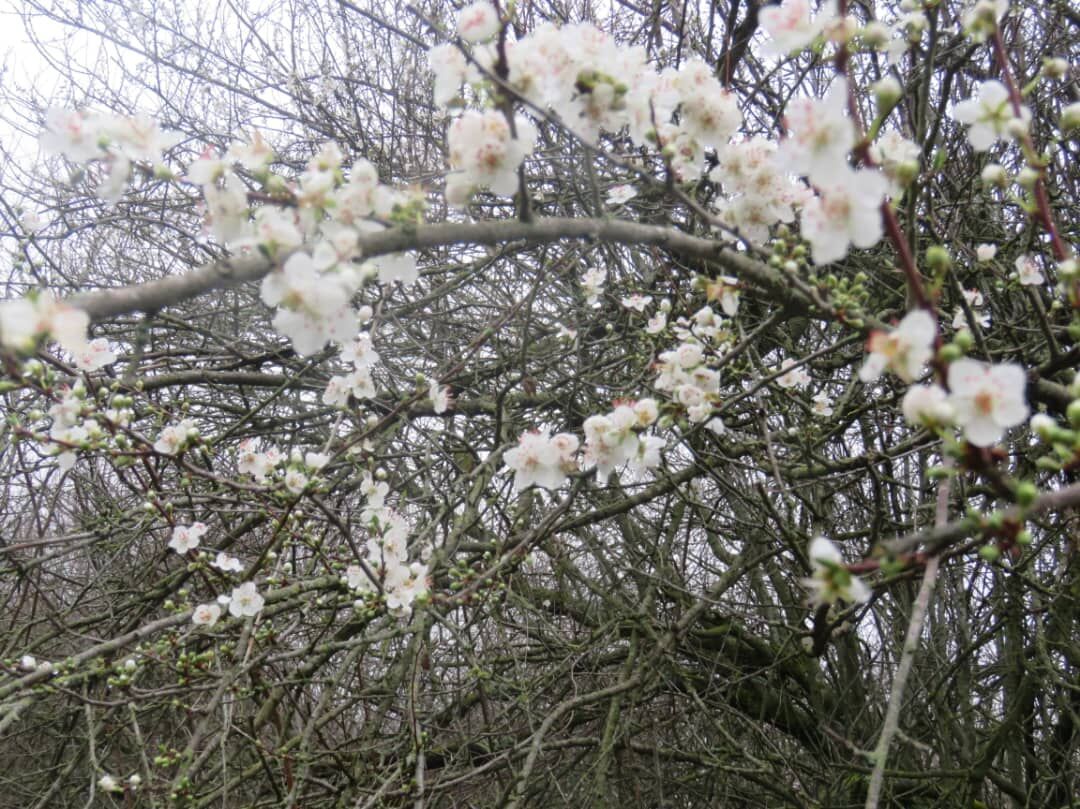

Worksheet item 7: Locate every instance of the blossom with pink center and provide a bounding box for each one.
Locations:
[168,522,208,554]
[446,110,536,203]
[760,0,838,54]
[40,108,108,162]
[192,603,222,626]
[74,338,117,371]
[859,309,936,383]
[456,1,500,42]
[1014,254,1045,286]
[503,430,572,491]
[227,582,265,617]
[947,359,1028,447]
[801,168,889,264]
[777,78,856,184]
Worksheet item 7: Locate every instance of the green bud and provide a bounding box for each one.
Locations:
[1014,481,1037,507]
[978,545,1000,562]
[1067,399,1080,428]
[953,329,974,353]
[938,343,962,363]
[925,245,951,271]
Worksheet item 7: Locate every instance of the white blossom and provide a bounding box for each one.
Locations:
[947,359,1029,446]
[859,309,936,383]
[227,582,265,617]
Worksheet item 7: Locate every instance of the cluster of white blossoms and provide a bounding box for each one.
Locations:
[777,78,891,264]
[861,309,1029,447]
[445,110,537,205]
[904,360,1029,448]
[428,5,745,199]
[502,430,580,491]
[501,400,664,490]
[46,386,96,471]
[760,0,839,54]
[236,438,330,493]
[0,290,95,361]
[192,581,266,627]
[41,108,182,202]
[350,479,430,613]
[38,113,421,359]
[236,438,283,482]
[259,251,363,355]
[709,137,803,242]
[323,329,380,407]
[951,288,989,331]
[583,400,664,481]
[654,340,723,426]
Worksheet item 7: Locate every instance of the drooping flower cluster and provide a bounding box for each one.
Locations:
[803,536,872,607]
[323,330,380,407]
[353,485,431,613]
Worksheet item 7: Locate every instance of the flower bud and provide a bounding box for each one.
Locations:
[1067,399,1080,429]
[1029,413,1057,440]
[926,245,951,271]
[1006,117,1029,140]
[873,76,903,111]
[1061,102,1080,132]
[1014,481,1038,507]
[860,21,891,49]
[980,164,1007,187]
[1043,57,1069,79]
[1017,167,1040,189]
